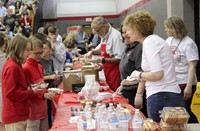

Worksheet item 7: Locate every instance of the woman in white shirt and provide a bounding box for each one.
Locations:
[122,10,182,122]
[164,16,199,123]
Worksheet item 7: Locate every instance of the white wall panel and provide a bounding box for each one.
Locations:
[43,0,142,18]
[57,0,117,17]
[115,0,140,13]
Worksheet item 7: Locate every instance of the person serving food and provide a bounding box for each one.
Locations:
[84,16,126,91]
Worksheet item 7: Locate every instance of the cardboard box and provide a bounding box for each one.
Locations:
[63,70,82,91]
[81,69,99,83]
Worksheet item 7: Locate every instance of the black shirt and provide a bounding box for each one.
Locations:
[119,42,142,90]
[39,58,54,88]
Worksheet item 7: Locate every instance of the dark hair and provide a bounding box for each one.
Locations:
[15,0,22,9]
[48,25,57,34]
[20,25,29,37]
[15,19,21,25]
[34,33,47,43]
[43,23,53,35]
[119,24,125,42]
[43,39,52,49]
[0,32,6,48]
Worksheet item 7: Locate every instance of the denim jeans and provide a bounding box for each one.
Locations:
[147,92,182,122]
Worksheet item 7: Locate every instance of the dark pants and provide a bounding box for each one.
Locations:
[180,85,198,123]
[122,88,148,118]
[147,92,182,123]
[77,47,87,54]
[47,99,52,128]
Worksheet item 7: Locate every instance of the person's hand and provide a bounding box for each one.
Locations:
[88,43,93,48]
[94,63,103,71]
[121,79,139,86]
[44,92,56,100]
[130,70,142,80]
[32,85,43,93]
[84,51,92,58]
[115,85,123,95]
[134,93,143,109]
[49,74,59,80]
[183,86,192,100]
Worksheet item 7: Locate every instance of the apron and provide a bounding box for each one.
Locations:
[100,43,120,91]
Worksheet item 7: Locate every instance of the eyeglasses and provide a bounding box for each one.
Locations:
[95,25,103,34]
[31,51,44,55]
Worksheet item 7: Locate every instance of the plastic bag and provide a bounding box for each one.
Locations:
[78,80,100,100]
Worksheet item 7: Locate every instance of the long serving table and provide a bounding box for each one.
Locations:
[49,89,145,131]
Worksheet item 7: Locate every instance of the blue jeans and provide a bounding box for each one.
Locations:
[147,92,182,122]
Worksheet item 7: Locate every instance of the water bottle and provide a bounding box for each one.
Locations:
[107,107,113,120]
[77,111,87,131]
[132,109,143,131]
[84,102,92,129]
[115,104,122,114]
[109,103,115,111]
[99,111,109,131]
[118,110,130,131]
[95,103,101,131]
[109,112,119,131]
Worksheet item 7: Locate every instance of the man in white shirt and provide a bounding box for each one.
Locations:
[85,16,126,91]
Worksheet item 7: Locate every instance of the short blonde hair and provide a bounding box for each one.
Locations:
[123,10,156,37]
[164,16,187,39]
[66,32,76,40]
[28,36,43,51]
[6,35,29,64]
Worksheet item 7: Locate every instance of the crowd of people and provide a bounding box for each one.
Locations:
[0,0,39,41]
[0,5,199,131]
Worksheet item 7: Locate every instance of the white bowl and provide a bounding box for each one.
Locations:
[48,88,63,94]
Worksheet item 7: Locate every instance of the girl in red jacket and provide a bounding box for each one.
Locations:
[2,35,41,131]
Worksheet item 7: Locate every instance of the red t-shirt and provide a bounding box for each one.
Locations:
[20,17,32,27]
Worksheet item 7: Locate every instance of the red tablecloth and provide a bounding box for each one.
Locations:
[50,73,146,131]
[49,90,147,131]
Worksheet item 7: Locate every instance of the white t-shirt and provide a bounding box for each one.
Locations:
[166,36,199,84]
[142,35,181,98]
[96,26,126,59]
